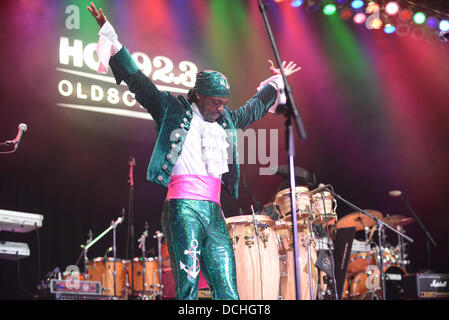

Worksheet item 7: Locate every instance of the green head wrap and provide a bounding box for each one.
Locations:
[191,70,231,98]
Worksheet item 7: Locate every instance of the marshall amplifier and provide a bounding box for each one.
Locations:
[402,273,449,299]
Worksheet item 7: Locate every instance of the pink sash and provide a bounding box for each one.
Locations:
[166,175,221,206]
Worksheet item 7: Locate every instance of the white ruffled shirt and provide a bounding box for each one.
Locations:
[172,103,229,178]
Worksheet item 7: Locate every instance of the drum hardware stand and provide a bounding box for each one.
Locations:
[306,215,317,300]
[321,186,413,300]
[76,229,93,278]
[257,0,307,300]
[396,225,409,271]
[78,211,125,296]
[111,214,124,298]
[138,222,149,293]
[395,191,437,271]
[251,205,265,299]
[126,157,136,296]
[154,230,164,299]
[317,191,339,300]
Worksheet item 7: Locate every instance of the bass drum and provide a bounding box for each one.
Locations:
[349,265,407,300]
[226,215,280,300]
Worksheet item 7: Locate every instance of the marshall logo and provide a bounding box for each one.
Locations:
[430,279,448,288]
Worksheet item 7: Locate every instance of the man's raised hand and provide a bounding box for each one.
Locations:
[87,2,107,27]
[268,60,301,77]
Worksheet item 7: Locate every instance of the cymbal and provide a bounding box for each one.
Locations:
[382,215,415,227]
[336,209,384,231]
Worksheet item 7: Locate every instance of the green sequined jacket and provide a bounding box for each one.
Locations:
[109,47,278,199]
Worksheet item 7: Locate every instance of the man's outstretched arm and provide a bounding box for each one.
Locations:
[229,60,301,129]
[87,2,166,124]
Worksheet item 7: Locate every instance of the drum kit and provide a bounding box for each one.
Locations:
[59,214,167,300]
[51,182,414,300]
[226,185,416,300]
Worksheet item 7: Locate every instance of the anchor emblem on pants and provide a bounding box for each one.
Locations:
[180,238,201,279]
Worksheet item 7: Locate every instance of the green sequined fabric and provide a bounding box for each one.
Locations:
[161,199,239,300]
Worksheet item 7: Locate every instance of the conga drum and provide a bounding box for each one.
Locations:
[226,215,280,300]
[274,186,312,222]
[311,191,337,226]
[275,220,318,300]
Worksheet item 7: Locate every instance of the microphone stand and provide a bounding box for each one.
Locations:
[257,0,308,300]
[400,193,437,270]
[138,222,149,293]
[126,157,136,295]
[154,230,164,299]
[323,186,413,300]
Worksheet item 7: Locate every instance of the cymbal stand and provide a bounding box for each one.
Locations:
[112,216,120,297]
[396,225,410,271]
[76,230,93,278]
[81,212,125,296]
[323,186,413,300]
[399,192,437,270]
[154,230,164,299]
[137,222,149,292]
[126,157,136,295]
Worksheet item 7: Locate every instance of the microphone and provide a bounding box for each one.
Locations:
[310,183,332,194]
[439,30,449,43]
[389,190,403,197]
[6,123,27,150]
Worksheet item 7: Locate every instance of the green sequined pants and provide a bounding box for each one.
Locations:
[161,199,239,300]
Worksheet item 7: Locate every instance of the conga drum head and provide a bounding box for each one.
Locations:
[274,186,312,221]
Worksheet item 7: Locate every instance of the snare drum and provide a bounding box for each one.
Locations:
[274,186,312,221]
[87,257,129,297]
[226,215,280,300]
[311,192,337,225]
[129,257,160,293]
[347,251,376,274]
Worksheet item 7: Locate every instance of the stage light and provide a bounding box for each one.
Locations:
[366,2,379,14]
[426,17,438,29]
[307,0,320,12]
[291,0,304,7]
[353,12,366,24]
[440,20,449,32]
[323,4,337,15]
[384,24,396,34]
[413,12,426,24]
[369,17,383,29]
[385,1,399,15]
[351,0,364,10]
[399,9,412,21]
[340,8,353,20]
